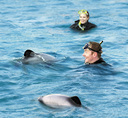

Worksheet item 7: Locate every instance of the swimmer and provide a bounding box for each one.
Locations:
[70,9,96,31]
[83,41,106,64]
[22,49,56,64]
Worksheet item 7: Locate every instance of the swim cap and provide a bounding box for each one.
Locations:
[78,9,89,16]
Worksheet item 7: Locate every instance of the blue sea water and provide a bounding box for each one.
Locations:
[0,0,128,118]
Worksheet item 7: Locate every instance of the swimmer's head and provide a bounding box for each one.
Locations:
[24,49,35,58]
[78,9,89,24]
[78,9,89,17]
[83,41,103,58]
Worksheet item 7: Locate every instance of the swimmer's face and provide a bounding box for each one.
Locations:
[79,13,89,24]
[83,49,94,64]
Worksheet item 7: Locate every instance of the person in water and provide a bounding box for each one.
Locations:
[83,41,106,64]
[70,9,96,31]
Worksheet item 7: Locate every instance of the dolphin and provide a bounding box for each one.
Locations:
[22,49,56,64]
[38,94,82,109]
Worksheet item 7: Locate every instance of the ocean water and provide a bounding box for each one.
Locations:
[0,0,128,118]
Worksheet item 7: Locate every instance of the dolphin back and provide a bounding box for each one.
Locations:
[38,94,74,108]
[22,51,56,64]
[39,53,56,62]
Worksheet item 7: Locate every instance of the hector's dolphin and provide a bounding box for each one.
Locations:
[38,94,82,109]
[22,49,56,64]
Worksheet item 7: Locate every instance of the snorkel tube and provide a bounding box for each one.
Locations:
[99,41,103,45]
[78,21,85,31]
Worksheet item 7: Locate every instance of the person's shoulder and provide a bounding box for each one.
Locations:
[74,20,79,23]
[70,20,79,29]
[98,58,111,66]
[87,22,97,28]
[94,58,106,64]
[71,20,79,26]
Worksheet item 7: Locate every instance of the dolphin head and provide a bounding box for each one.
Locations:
[38,96,43,103]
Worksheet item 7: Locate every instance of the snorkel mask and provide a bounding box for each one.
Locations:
[78,9,89,16]
[83,41,103,53]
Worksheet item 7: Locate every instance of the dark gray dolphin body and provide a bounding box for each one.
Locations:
[38,94,82,109]
[22,49,56,64]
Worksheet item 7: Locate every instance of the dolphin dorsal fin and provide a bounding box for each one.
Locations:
[24,49,34,58]
[70,96,81,106]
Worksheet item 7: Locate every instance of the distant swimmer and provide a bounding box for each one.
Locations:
[70,9,96,31]
[22,49,56,64]
[38,94,86,109]
[83,41,106,64]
